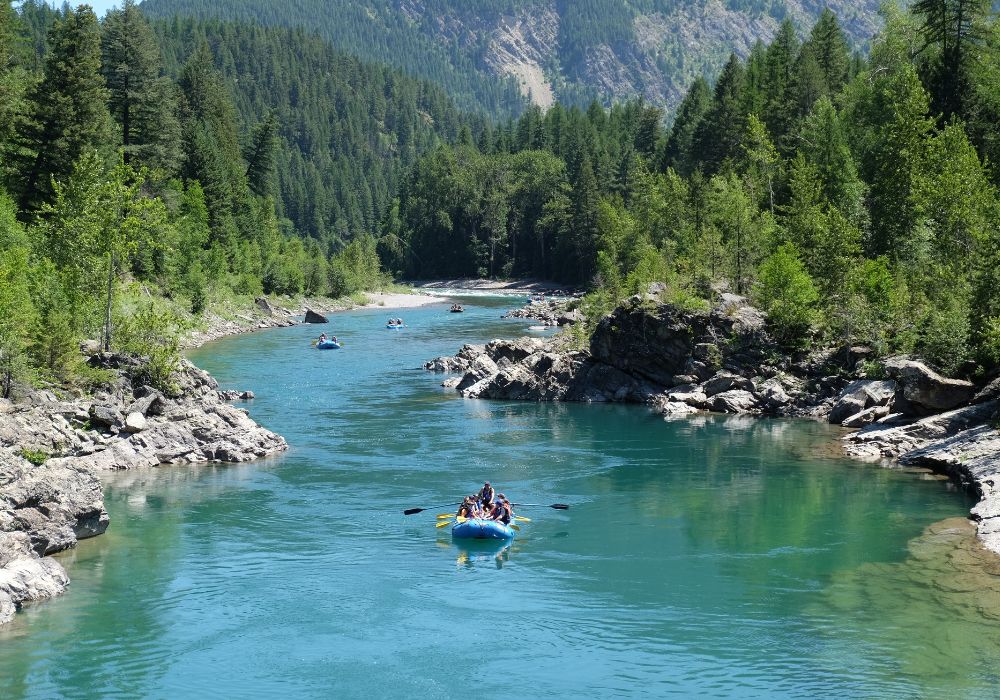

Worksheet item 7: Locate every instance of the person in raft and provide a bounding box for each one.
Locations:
[456,496,475,518]
[490,495,513,525]
[479,482,495,506]
[319,333,327,343]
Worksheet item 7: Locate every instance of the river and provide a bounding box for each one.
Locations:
[2,296,999,698]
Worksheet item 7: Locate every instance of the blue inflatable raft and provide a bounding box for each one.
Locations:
[386,324,403,330]
[452,518,515,540]
[316,340,341,349]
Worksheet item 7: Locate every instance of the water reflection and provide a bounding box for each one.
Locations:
[812,518,1000,695]
[449,538,514,570]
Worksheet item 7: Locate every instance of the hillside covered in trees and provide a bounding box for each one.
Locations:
[139,0,882,111]
[0,0,483,395]
[387,5,1000,375]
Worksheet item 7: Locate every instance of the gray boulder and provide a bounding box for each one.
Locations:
[711,390,759,414]
[88,404,123,430]
[122,412,147,433]
[703,371,754,397]
[973,377,1000,405]
[884,357,976,414]
[755,377,792,410]
[127,389,164,417]
[304,308,328,324]
[0,532,70,625]
[829,379,899,424]
[841,405,891,429]
[456,355,500,392]
[255,297,274,316]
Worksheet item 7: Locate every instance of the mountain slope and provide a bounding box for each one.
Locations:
[139,0,883,111]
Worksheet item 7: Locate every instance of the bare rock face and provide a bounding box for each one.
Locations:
[829,380,897,424]
[884,357,976,414]
[304,308,329,324]
[255,296,275,316]
[0,532,70,625]
[0,452,109,555]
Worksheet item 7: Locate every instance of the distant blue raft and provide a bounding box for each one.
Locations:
[452,518,515,540]
[316,340,341,350]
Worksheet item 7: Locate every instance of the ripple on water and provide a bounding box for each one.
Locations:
[2,303,995,699]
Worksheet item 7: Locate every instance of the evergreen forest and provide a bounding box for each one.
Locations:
[386,4,1000,375]
[1,0,999,400]
[0,0,479,394]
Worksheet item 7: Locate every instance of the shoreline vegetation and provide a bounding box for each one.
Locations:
[0,280,997,628]
[0,0,998,638]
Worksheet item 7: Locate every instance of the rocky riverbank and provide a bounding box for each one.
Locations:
[0,314,296,625]
[427,293,1000,554]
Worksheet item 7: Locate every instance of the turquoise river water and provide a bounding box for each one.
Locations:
[3,296,1000,699]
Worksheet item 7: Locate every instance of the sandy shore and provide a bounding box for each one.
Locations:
[362,291,443,309]
[409,279,578,294]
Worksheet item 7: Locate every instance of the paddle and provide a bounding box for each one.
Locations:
[514,516,531,522]
[436,513,454,519]
[435,520,452,529]
[512,503,570,510]
[403,504,460,515]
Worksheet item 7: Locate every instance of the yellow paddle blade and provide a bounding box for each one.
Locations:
[436,513,454,519]
[510,523,520,531]
[514,516,531,522]
[436,520,453,529]
[456,516,467,523]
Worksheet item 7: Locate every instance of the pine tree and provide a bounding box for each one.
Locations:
[245,112,279,198]
[806,9,851,95]
[662,76,710,177]
[569,155,600,283]
[102,0,182,172]
[763,19,800,143]
[13,6,113,213]
[0,0,25,155]
[913,0,992,119]
[693,54,747,174]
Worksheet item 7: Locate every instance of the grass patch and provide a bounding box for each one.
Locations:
[20,448,48,466]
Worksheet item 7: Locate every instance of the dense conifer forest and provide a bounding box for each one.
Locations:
[0,1,478,394]
[386,5,1000,374]
[1,0,998,399]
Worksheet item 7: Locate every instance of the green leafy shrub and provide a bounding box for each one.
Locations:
[114,302,185,393]
[20,448,48,465]
[753,243,819,348]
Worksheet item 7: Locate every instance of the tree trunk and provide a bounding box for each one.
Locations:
[103,251,116,352]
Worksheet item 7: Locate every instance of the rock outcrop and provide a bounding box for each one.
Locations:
[884,357,977,414]
[428,293,1000,554]
[0,450,104,623]
[0,353,287,625]
[845,401,1000,554]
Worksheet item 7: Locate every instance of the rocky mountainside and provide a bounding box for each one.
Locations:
[139,0,882,112]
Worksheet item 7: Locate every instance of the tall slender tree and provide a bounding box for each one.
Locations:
[13,6,112,213]
[101,0,182,172]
